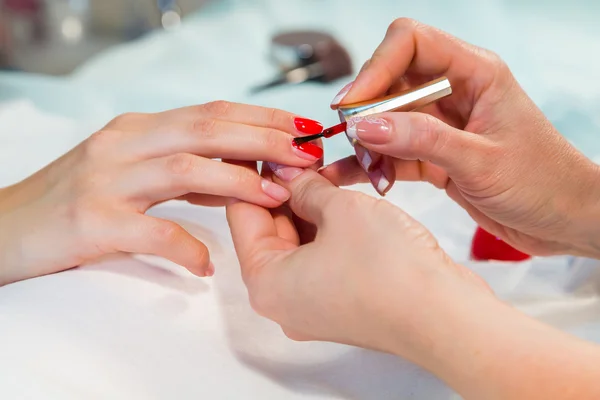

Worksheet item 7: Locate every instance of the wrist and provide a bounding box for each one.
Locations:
[564,160,600,258]
[386,274,600,399]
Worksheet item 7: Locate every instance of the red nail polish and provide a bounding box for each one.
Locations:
[294,117,323,135]
[471,227,531,262]
[292,141,323,159]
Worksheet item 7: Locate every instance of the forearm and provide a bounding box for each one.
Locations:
[393,286,600,399]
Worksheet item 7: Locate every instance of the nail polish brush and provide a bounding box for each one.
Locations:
[293,76,452,146]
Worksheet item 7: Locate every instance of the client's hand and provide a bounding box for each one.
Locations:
[0,102,323,285]
[227,166,600,400]
[227,165,490,356]
[325,18,600,258]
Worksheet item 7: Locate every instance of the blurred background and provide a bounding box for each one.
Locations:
[1,0,600,165]
[0,0,212,75]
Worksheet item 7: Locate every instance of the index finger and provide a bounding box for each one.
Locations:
[338,18,501,106]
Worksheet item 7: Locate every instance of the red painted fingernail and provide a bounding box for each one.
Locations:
[294,117,323,135]
[292,140,323,159]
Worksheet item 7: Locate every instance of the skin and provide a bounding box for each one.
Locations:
[0,102,322,286]
[2,16,600,399]
[227,18,600,399]
[227,167,600,400]
[324,18,600,258]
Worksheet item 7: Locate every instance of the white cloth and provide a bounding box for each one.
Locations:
[2,0,600,398]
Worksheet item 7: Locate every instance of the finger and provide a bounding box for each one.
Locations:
[111,214,211,277]
[259,162,299,245]
[321,154,450,191]
[371,155,396,196]
[272,205,299,246]
[268,165,340,226]
[349,112,490,179]
[122,119,323,166]
[319,156,369,187]
[173,101,303,134]
[176,158,258,207]
[121,154,291,208]
[226,200,293,280]
[177,193,229,207]
[338,18,500,106]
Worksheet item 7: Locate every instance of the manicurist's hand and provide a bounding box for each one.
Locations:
[0,102,324,285]
[227,163,490,357]
[326,18,600,258]
[227,165,600,400]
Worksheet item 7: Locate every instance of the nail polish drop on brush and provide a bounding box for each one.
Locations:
[470,227,531,262]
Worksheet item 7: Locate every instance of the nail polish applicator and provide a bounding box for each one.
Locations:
[293,76,452,146]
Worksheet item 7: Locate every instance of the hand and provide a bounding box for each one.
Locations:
[326,18,600,257]
[226,164,491,356]
[227,166,600,400]
[0,102,323,285]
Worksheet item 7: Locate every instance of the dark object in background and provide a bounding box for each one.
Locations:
[270,30,336,69]
[251,30,353,94]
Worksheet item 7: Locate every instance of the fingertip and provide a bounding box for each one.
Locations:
[186,242,212,277]
[205,262,215,277]
[330,81,354,108]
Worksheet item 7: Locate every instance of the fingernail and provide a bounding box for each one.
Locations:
[354,144,381,173]
[292,140,323,160]
[294,117,323,135]
[206,262,215,277]
[346,117,391,143]
[268,162,304,182]
[261,178,290,202]
[330,81,353,107]
[368,168,393,196]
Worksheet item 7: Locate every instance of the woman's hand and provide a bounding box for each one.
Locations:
[0,102,323,285]
[227,166,600,400]
[227,164,491,356]
[325,18,600,258]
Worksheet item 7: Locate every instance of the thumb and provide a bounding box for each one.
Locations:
[347,112,490,176]
[267,163,340,226]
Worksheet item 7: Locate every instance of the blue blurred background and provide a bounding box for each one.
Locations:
[1,0,600,163]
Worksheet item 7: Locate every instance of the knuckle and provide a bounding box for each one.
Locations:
[255,128,282,149]
[192,117,217,138]
[165,153,197,176]
[149,221,182,245]
[409,114,446,156]
[473,48,512,82]
[107,112,144,128]
[248,290,273,318]
[84,129,123,158]
[281,328,307,342]
[262,107,290,129]
[202,100,232,118]
[230,167,259,188]
[265,107,279,125]
[293,178,320,206]
[388,17,419,34]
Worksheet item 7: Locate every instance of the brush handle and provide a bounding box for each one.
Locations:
[337,76,452,119]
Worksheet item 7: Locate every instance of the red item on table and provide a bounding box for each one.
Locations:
[470,227,531,262]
